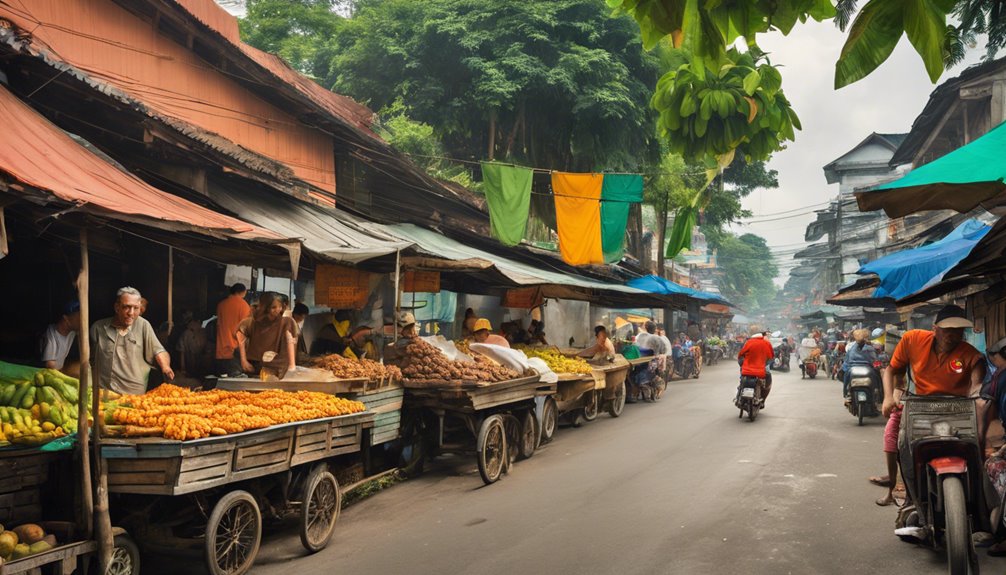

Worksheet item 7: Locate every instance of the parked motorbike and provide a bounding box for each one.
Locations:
[629,355,667,402]
[734,375,763,421]
[899,395,983,574]
[706,344,725,366]
[676,352,700,379]
[802,358,819,379]
[846,363,882,425]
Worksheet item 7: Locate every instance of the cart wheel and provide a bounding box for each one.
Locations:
[541,397,558,443]
[477,414,507,484]
[582,392,599,422]
[607,380,626,417]
[299,465,342,553]
[205,490,262,575]
[106,534,140,575]
[518,410,537,460]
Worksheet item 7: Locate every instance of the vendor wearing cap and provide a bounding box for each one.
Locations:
[471,318,510,348]
[343,326,377,360]
[882,304,986,506]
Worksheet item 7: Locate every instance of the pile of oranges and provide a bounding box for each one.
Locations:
[109,384,366,440]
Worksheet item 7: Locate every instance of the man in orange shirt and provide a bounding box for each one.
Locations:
[738,332,775,407]
[215,283,251,377]
[881,304,985,507]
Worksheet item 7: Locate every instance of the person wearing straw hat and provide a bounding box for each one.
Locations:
[471,318,510,348]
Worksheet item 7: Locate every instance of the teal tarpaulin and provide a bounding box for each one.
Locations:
[481,162,533,247]
[600,174,643,263]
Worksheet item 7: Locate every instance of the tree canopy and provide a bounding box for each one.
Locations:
[242,0,664,172]
[714,233,778,310]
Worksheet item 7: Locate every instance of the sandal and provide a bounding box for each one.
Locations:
[876,496,897,507]
[869,476,893,487]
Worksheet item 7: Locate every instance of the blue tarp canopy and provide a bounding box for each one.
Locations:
[858,219,991,301]
[626,275,732,306]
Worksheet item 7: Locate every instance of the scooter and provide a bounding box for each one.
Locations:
[734,375,763,422]
[899,394,984,574]
[846,363,882,425]
[773,346,791,372]
[801,358,819,379]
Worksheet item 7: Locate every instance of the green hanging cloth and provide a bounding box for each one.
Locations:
[481,162,533,247]
[665,205,698,258]
[599,174,643,263]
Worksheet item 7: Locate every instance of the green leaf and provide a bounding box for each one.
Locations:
[759,66,782,96]
[681,93,698,117]
[743,70,760,95]
[835,0,905,89]
[903,0,955,83]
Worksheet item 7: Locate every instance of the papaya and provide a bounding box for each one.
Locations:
[41,535,56,547]
[49,407,63,427]
[28,541,51,554]
[10,543,29,559]
[0,530,15,557]
[11,524,44,545]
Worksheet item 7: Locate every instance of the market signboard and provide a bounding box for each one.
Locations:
[502,287,544,309]
[315,263,371,309]
[403,270,441,293]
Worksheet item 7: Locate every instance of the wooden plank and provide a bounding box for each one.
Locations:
[2,541,95,574]
[107,471,168,486]
[216,376,368,394]
[177,463,230,485]
[105,458,174,473]
[179,451,231,473]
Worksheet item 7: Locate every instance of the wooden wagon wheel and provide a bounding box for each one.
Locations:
[518,409,537,460]
[299,464,342,553]
[105,534,141,575]
[541,397,558,443]
[476,414,506,485]
[582,391,599,422]
[205,490,262,575]
[607,380,626,417]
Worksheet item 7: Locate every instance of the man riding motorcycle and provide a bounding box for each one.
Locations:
[843,329,879,399]
[737,332,775,408]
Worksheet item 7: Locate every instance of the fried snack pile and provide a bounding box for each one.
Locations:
[312,353,402,382]
[399,338,520,383]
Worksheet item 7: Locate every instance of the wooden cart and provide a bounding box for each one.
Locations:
[400,375,556,485]
[100,412,372,575]
[543,362,627,436]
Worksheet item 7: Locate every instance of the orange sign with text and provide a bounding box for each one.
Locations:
[315,264,371,309]
[501,287,544,309]
[402,271,441,293]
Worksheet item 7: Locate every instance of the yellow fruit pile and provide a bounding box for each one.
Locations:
[109,384,366,441]
[515,346,592,374]
[0,364,94,447]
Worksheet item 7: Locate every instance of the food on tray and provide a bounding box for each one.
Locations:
[398,338,520,383]
[311,354,402,382]
[0,523,56,561]
[515,346,592,374]
[106,384,366,441]
[0,367,99,446]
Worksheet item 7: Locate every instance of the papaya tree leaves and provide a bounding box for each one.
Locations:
[903,0,959,81]
[742,70,760,95]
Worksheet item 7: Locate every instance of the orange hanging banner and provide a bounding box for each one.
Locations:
[501,287,544,309]
[315,264,371,309]
[552,172,604,265]
[402,270,441,293]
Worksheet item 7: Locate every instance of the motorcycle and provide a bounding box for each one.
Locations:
[631,356,667,402]
[675,352,700,379]
[773,346,791,372]
[802,358,819,379]
[734,375,763,422]
[899,395,983,574]
[846,363,882,425]
[706,344,725,366]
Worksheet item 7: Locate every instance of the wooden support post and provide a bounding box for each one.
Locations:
[393,250,401,343]
[75,228,93,538]
[167,246,174,335]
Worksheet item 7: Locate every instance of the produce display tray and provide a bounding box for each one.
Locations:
[405,375,555,412]
[100,412,373,496]
[216,376,370,394]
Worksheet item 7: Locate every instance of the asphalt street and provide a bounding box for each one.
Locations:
[242,362,1001,573]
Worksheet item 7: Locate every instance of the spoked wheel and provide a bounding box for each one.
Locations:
[299,465,342,553]
[105,534,140,575]
[518,409,537,460]
[582,392,599,422]
[205,490,262,575]
[541,397,558,443]
[477,414,507,485]
[608,381,626,417]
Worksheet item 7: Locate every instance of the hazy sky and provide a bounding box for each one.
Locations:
[731,20,985,285]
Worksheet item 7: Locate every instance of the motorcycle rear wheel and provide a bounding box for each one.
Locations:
[942,475,973,575]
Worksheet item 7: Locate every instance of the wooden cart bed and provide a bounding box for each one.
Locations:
[99,412,373,496]
[404,375,554,412]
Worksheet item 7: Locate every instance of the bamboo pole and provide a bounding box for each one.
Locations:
[75,228,93,538]
[393,249,401,343]
[84,229,113,570]
[167,246,174,335]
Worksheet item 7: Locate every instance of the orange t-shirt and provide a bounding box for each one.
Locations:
[739,337,774,377]
[888,329,984,396]
[215,294,251,359]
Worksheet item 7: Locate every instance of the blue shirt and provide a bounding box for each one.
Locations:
[843,341,878,371]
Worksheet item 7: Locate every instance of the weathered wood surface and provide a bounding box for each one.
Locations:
[405,376,554,413]
[101,412,372,495]
[216,376,369,394]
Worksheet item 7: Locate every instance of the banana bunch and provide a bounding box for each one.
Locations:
[0,365,104,447]
[515,346,592,375]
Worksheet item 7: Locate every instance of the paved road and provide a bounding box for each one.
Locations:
[242,362,999,574]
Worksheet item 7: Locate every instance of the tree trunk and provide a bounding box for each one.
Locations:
[657,193,669,277]
[504,100,525,159]
[488,109,497,161]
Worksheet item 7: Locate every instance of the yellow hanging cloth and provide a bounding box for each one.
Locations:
[552,172,604,265]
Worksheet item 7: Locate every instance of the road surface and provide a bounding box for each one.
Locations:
[204,362,1005,573]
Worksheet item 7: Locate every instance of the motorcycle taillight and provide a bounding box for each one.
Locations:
[873,361,882,369]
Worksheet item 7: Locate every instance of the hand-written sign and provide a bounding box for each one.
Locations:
[402,271,440,293]
[501,287,544,309]
[315,264,371,309]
